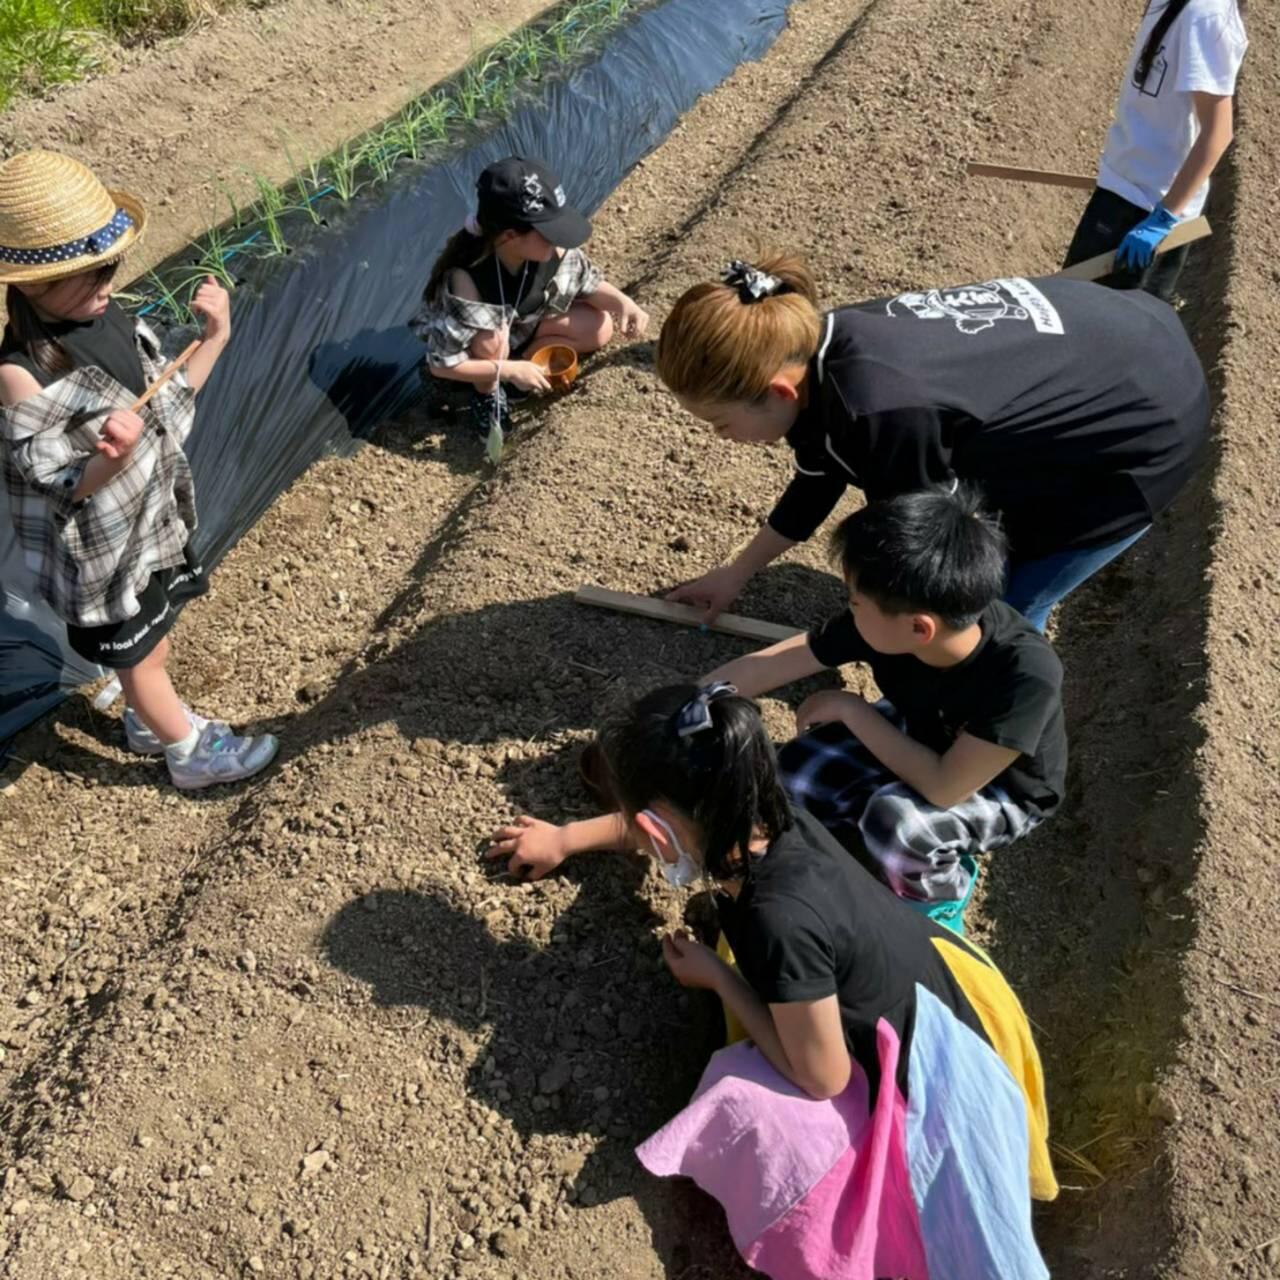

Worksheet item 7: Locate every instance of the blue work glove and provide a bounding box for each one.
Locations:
[1115,204,1179,272]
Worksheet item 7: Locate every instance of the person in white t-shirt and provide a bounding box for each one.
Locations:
[1064,0,1247,301]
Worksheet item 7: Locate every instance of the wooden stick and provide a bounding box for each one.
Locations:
[575,584,802,645]
[127,339,202,414]
[967,162,1096,191]
[1056,216,1211,281]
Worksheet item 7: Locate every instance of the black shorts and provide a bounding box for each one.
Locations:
[65,545,208,670]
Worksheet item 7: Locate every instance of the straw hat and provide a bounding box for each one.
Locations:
[0,150,146,286]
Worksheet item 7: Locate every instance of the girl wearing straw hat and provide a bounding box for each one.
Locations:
[0,150,278,790]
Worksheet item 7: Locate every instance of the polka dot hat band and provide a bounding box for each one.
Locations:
[0,150,147,286]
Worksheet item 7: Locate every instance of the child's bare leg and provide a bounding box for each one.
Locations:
[118,637,191,744]
[470,327,511,393]
[527,302,614,357]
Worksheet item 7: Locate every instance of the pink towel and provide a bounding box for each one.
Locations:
[637,1020,929,1279]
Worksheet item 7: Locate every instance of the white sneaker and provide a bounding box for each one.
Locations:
[124,705,225,756]
[166,723,279,791]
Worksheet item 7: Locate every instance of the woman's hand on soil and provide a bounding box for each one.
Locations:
[795,690,865,736]
[486,815,568,880]
[190,276,232,345]
[505,361,553,394]
[666,563,747,624]
[96,410,145,460]
[662,929,727,992]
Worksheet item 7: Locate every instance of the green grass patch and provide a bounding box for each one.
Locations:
[0,0,268,109]
[0,0,98,107]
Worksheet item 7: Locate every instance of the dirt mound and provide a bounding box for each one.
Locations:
[2,0,1277,1276]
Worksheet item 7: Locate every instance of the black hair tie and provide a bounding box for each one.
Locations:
[722,260,784,304]
[673,681,737,737]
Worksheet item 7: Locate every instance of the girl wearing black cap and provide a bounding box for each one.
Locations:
[412,155,648,439]
[656,253,1209,632]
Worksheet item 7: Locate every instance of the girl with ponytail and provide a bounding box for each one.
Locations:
[655,252,1210,632]
[489,683,1057,1276]
[410,155,647,441]
[1063,0,1247,299]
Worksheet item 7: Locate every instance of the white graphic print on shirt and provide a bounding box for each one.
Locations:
[885,278,1064,337]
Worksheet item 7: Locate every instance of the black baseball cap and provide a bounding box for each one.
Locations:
[475,156,592,249]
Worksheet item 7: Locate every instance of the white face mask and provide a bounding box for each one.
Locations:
[640,809,701,889]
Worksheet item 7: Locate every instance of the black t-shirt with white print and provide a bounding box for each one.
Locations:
[767,275,1209,560]
[807,599,1067,816]
[717,810,991,1100]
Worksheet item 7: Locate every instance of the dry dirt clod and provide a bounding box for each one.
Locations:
[552,1151,585,1180]
[67,1174,95,1202]
[538,1057,572,1096]
[491,1227,528,1258]
[56,1170,95,1202]
[300,1149,331,1179]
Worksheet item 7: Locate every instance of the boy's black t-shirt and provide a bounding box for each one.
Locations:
[768,275,1210,560]
[0,300,146,396]
[717,810,990,1099]
[807,599,1067,815]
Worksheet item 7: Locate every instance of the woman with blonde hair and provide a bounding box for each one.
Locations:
[659,255,1209,631]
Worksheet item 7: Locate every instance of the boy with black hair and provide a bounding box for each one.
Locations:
[702,484,1067,928]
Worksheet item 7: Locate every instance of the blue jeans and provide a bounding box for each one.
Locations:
[1004,527,1151,632]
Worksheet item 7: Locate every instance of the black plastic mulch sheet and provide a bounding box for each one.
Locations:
[0,0,794,749]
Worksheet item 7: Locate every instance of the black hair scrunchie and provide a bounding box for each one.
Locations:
[721,260,784,303]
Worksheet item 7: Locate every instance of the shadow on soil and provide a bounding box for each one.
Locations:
[18,561,843,796]
[986,201,1232,1274]
[321,863,753,1278]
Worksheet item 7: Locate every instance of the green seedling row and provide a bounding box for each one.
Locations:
[128,0,647,325]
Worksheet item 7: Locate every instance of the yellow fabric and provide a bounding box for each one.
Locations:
[932,936,1060,1201]
[715,933,750,1045]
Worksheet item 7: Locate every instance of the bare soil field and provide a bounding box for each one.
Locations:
[1,0,1277,1277]
[0,0,557,280]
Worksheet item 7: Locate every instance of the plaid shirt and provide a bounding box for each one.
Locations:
[411,248,603,368]
[1,319,197,628]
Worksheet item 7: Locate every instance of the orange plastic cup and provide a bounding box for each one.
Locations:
[530,344,579,392]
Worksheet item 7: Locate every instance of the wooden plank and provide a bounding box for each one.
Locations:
[574,584,802,645]
[967,161,1096,191]
[1056,215,1211,281]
